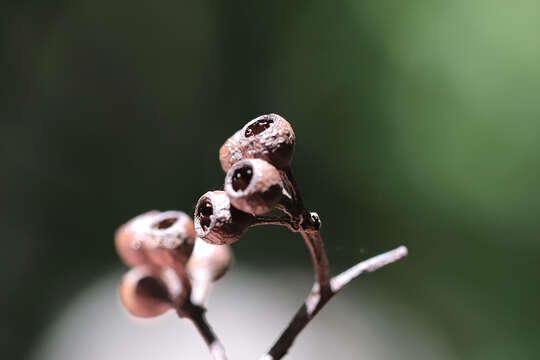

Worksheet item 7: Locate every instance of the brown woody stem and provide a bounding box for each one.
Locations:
[188,307,228,360]
[260,245,408,360]
[251,215,297,231]
[299,229,331,297]
[330,245,408,292]
[177,275,228,360]
[268,166,409,359]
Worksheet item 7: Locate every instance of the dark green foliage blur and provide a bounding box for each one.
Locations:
[2,0,539,358]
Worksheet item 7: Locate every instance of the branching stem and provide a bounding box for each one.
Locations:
[260,245,408,360]
[184,166,407,360]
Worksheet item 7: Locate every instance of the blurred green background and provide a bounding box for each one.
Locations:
[2,0,540,359]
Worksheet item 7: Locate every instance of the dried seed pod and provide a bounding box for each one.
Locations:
[219,114,295,172]
[114,211,159,267]
[194,191,254,245]
[118,266,185,318]
[142,211,196,271]
[187,238,233,282]
[219,131,243,172]
[224,158,282,215]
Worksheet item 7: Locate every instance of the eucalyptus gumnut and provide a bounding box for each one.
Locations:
[142,210,196,272]
[194,190,254,245]
[219,114,295,172]
[115,211,159,267]
[115,211,196,272]
[224,158,283,215]
[119,266,186,318]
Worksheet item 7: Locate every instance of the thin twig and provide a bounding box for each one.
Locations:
[178,273,228,360]
[188,306,228,360]
[260,245,408,360]
[251,215,297,232]
[299,229,331,297]
[331,245,408,293]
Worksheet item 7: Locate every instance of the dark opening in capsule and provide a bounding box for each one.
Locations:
[198,200,213,231]
[136,276,170,303]
[153,217,177,229]
[232,165,253,191]
[245,118,274,137]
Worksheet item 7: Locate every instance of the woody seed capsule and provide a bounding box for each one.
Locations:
[194,190,254,245]
[142,210,196,272]
[219,114,295,172]
[114,211,159,267]
[224,158,282,215]
[119,265,185,318]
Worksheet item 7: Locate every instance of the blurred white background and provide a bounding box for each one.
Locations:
[32,266,457,360]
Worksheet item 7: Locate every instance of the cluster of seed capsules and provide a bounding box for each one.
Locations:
[116,114,297,318]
